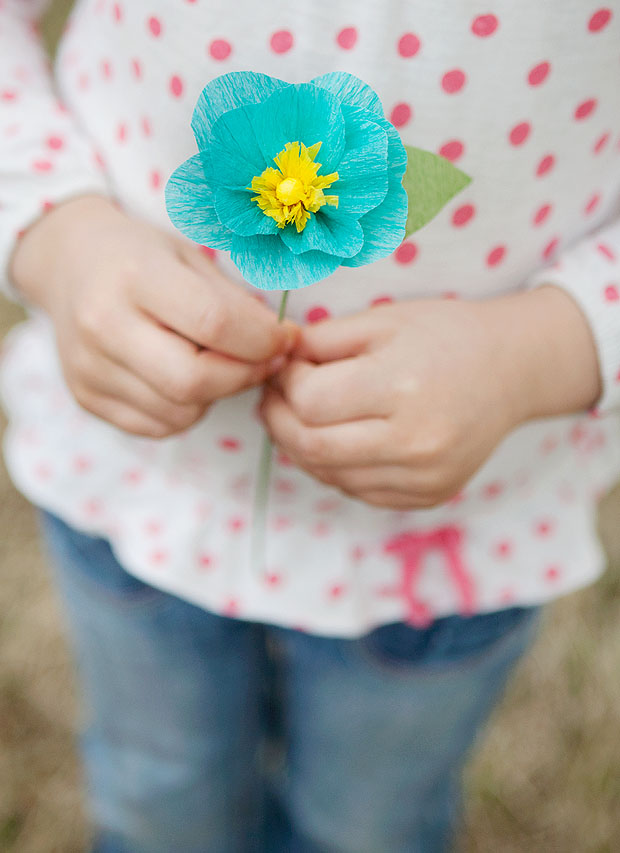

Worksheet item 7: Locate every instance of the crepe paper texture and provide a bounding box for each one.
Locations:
[164,70,471,573]
[165,71,470,291]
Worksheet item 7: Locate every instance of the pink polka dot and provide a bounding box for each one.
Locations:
[46,135,64,150]
[390,102,412,127]
[227,516,246,533]
[141,116,152,136]
[264,571,283,586]
[101,59,113,79]
[370,295,394,307]
[508,121,531,146]
[112,3,122,22]
[452,203,475,227]
[200,245,217,260]
[542,237,559,259]
[122,468,144,485]
[471,13,499,37]
[209,38,232,60]
[397,32,421,57]
[305,306,331,323]
[270,30,294,53]
[149,170,161,190]
[328,583,347,599]
[131,58,142,79]
[219,436,242,451]
[394,241,418,264]
[494,540,513,558]
[604,284,619,302]
[116,122,127,143]
[527,61,550,86]
[533,203,552,225]
[584,193,601,215]
[32,159,53,172]
[597,242,616,261]
[1,90,18,102]
[336,27,357,49]
[536,154,555,177]
[544,565,561,582]
[593,131,610,153]
[483,481,504,499]
[486,245,506,267]
[441,69,466,94]
[535,519,554,537]
[169,75,184,98]
[222,598,239,616]
[73,455,93,473]
[588,8,612,31]
[147,16,162,37]
[574,98,597,120]
[197,553,214,571]
[438,139,464,162]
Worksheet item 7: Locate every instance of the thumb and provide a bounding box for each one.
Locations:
[295,312,378,363]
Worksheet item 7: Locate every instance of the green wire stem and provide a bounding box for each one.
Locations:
[251,289,289,575]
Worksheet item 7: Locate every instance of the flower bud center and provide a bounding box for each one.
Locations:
[249,141,339,233]
[276,177,304,205]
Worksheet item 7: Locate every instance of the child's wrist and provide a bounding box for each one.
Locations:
[479,286,602,426]
[9,193,115,310]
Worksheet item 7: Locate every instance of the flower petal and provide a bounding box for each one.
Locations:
[206,108,271,189]
[342,182,408,268]
[214,187,279,236]
[191,71,289,151]
[280,210,364,258]
[372,113,408,182]
[310,72,383,118]
[331,105,389,217]
[231,234,341,290]
[164,154,233,250]
[249,83,346,173]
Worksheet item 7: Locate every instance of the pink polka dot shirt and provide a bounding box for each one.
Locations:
[1,0,620,636]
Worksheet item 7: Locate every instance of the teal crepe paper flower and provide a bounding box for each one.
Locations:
[165,71,470,291]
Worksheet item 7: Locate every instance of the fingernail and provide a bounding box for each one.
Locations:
[267,355,286,373]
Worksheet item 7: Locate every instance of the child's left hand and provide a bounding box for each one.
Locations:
[259,290,601,509]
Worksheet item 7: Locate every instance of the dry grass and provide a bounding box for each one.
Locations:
[2,3,620,849]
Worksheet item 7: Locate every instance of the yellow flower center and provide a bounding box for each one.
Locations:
[250,141,339,233]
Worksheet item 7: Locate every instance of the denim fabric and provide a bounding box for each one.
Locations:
[39,510,541,853]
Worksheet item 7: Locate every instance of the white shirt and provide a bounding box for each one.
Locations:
[1,0,620,637]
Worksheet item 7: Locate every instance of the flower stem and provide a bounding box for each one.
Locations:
[252,289,289,575]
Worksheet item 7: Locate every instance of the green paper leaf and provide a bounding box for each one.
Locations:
[403,145,471,237]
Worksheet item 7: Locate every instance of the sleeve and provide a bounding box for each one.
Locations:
[525,215,620,416]
[0,0,111,301]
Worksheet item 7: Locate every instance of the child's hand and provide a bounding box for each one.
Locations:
[260,290,601,509]
[10,195,298,438]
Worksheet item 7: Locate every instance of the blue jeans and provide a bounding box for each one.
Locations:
[39,510,541,853]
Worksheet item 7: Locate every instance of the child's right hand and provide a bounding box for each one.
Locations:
[9,195,298,438]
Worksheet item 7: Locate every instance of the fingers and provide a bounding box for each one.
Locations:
[99,312,275,406]
[75,389,178,439]
[269,356,391,425]
[294,309,392,363]
[78,353,206,432]
[133,252,298,363]
[259,386,393,468]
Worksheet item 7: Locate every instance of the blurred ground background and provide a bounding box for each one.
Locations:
[2,2,620,851]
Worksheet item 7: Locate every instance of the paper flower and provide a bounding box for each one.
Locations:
[165,71,414,290]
